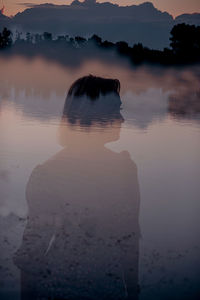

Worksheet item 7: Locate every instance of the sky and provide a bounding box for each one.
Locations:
[2,0,200,17]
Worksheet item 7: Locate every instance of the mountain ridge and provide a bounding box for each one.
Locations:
[0,1,199,49]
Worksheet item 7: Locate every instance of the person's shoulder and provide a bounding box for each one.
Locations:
[119,151,137,168]
[29,153,61,179]
[28,163,48,185]
[30,164,43,176]
[119,150,131,159]
[106,150,137,176]
[26,163,50,198]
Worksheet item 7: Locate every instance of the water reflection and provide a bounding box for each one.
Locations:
[14,76,140,300]
[1,55,200,300]
[169,89,200,121]
[1,56,200,127]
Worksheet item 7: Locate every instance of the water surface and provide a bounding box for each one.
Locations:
[0,55,200,299]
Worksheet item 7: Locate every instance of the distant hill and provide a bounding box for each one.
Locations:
[0,11,9,28]
[175,13,200,26]
[1,1,200,49]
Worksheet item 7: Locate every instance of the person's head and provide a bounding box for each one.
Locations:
[59,75,124,147]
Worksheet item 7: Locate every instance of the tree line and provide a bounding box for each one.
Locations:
[0,23,200,65]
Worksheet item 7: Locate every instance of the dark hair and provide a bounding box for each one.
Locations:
[63,75,123,126]
[67,75,120,100]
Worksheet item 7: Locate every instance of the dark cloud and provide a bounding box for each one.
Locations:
[17,3,36,8]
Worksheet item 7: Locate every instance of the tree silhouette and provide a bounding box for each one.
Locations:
[89,34,102,45]
[0,27,12,49]
[170,23,200,60]
[26,32,33,44]
[116,41,129,55]
[43,32,52,41]
[1,25,200,64]
[75,36,86,44]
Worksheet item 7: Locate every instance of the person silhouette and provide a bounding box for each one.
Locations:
[14,75,140,300]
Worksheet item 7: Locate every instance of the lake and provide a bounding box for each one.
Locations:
[0,54,200,300]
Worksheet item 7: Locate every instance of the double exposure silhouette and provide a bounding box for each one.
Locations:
[14,75,140,300]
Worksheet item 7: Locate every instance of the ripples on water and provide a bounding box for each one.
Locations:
[0,55,200,300]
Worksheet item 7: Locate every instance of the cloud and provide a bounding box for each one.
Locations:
[17,3,36,8]
[121,88,169,129]
[17,3,59,8]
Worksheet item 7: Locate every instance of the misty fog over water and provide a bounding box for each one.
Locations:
[0,54,200,299]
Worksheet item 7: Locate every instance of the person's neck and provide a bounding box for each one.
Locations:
[68,143,104,151]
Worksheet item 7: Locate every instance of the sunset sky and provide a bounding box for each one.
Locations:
[2,0,200,18]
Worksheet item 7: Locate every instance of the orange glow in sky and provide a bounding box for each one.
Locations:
[2,0,200,17]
